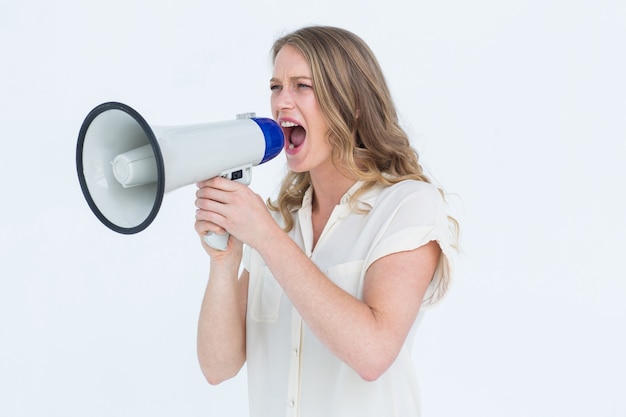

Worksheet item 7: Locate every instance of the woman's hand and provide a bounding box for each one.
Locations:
[194,177,276,253]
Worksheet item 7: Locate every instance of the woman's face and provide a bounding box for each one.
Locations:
[270,45,334,175]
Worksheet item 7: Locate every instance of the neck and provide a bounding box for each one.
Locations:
[309,167,356,214]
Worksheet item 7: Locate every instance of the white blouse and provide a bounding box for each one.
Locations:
[243,180,454,417]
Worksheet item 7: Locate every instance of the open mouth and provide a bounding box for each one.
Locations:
[281,120,306,150]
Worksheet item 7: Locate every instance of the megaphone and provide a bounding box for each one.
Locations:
[76,101,284,250]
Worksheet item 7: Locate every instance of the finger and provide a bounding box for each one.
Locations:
[196,180,241,201]
[195,194,227,212]
[195,207,225,223]
[196,183,218,198]
[196,177,223,190]
[194,218,226,236]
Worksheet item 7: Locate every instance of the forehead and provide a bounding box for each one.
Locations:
[272,45,311,78]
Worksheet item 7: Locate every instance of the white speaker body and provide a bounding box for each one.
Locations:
[76,102,284,238]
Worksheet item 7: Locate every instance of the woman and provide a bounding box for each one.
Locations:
[195,25,457,417]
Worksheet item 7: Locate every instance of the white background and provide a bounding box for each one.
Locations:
[1,0,625,416]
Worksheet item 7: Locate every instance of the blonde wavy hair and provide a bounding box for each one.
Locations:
[268,26,458,244]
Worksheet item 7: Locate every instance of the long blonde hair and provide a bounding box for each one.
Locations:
[268,26,457,243]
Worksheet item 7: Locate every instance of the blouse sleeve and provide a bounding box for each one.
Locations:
[364,181,455,308]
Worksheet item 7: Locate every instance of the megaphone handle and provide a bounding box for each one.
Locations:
[204,232,230,251]
[202,165,253,251]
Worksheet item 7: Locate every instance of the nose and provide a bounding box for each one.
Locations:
[272,87,294,113]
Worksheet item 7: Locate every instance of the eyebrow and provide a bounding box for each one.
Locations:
[269,76,313,83]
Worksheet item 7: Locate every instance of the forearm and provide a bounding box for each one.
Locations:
[197,261,247,385]
[253,227,399,381]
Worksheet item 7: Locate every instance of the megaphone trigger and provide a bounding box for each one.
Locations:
[220,165,252,185]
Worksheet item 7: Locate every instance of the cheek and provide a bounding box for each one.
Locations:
[309,119,332,149]
[309,132,334,160]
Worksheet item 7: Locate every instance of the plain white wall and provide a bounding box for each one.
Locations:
[1,0,624,416]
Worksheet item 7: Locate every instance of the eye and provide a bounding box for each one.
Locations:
[297,83,312,89]
[270,83,282,92]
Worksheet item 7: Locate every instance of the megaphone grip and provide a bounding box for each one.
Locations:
[204,232,229,251]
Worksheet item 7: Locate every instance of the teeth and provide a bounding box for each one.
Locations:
[280,121,299,127]
[288,144,295,149]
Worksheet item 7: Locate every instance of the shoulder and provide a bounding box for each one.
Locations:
[374,180,444,221]
[383,179,441,200]
[370,181,456,308]
[356,179,441,207]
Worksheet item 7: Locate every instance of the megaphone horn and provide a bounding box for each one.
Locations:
[76,101,284,250]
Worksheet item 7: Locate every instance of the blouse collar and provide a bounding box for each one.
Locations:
[297,180,383,212]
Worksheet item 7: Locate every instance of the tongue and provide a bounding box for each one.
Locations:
[290,126,306,147]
